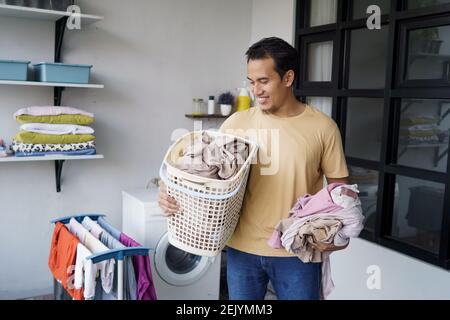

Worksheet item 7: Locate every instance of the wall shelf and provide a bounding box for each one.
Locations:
[0,154,104,162]
[0,4,103,25]
[0,154,103,192]
[0,4,104,192]
[0,80,104,89]
[185,114,229,119]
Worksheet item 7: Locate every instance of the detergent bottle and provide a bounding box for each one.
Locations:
[236,81,251,112]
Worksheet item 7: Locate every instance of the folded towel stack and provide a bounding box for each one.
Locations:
[12,106,97,157]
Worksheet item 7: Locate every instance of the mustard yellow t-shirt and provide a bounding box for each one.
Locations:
[219,104,349,257]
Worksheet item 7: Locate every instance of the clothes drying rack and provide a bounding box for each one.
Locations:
[51,213,153,300]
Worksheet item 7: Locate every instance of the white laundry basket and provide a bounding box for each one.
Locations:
[159,130,258,257]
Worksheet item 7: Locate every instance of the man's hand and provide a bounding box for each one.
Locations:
[311,241,349,253]
[158,180,181,216]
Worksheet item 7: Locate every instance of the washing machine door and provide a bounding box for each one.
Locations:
[155,232,214,286]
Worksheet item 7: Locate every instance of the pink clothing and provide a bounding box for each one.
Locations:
[290,183,344,218]
[267,183,344,248]
[14,106,94,119]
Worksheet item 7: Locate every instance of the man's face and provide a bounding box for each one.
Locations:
[247,57,292,112]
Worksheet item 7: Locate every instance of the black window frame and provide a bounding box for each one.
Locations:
[295,0,450,270]
[397,15,450,88]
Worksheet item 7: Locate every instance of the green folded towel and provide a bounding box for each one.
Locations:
[16,114,94,125]
[14,131,95,144]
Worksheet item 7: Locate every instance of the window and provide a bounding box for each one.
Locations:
[307,97,333,116]
[348,27,389,89]
[397,99,450,172]
[308,41,334,81]
[345,98,384,161]
[296,0,450,269]
[407,25,450,81]
[391,176,444,254]
[407,0,450,10]
[348,166,379,232]
[309,0,337,27]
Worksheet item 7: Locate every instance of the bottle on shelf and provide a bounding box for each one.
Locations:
[208,96,215,115]
[236,81,251,112]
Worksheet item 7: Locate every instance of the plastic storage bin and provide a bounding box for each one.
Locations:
[0,60,30,81]
[33,62,92,84]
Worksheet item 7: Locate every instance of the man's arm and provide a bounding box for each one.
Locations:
[326,177,349,185]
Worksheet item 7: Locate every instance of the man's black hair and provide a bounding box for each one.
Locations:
[246,37,299,83]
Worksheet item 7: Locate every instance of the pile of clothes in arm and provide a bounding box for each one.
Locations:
[11,106,97,157]
[268,183,365,299]
[175,131,249,180]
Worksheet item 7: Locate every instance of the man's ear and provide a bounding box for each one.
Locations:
[284,70,295,87]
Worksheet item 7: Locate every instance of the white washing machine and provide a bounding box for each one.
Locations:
[122,188,221,300]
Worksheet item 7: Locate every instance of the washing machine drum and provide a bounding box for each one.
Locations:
[155,232,213,286]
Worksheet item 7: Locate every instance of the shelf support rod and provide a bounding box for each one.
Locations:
[54,16,69,107]
[55,160,65,193]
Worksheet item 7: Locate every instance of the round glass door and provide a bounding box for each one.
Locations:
[155,232,211,286]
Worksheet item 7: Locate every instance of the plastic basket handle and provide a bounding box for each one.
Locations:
[159,161,246,201]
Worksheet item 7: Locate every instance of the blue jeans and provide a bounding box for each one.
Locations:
[227,248,321,300]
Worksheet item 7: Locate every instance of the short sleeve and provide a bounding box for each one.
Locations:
[321,125,349,179]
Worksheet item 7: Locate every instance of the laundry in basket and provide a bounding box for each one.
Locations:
[159,130,258,257]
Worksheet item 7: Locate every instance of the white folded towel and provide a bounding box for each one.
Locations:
[20,123,94,135]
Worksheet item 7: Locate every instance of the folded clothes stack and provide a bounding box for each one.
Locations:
[12,106,96,157]
[399,116,449,146]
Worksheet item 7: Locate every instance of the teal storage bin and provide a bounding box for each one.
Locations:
[33,62,93,84]
[0,60,30,81]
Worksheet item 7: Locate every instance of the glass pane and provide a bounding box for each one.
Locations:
[349,166,379,232]
[310,0,337,27]
[392,176,444,254]
[307,97,333,116]
[166,245,201,274]
[398,99,450,172]
[407,25,450,81]
[349,27,389,89]
[308,41,333,82]
[407,0,450,10]
[345,98,384,161]
[352,0,390,19]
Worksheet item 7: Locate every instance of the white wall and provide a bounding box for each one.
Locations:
[329,238,450,300]
[251,0,295,44]
[250,0,450,300]
[0,0,252,299]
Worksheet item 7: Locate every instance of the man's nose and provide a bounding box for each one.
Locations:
[253,84,263,96]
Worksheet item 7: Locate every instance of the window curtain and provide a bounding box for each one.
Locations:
[306,1,336,115]
[307,97,333,116]
[310,0,337,27]
[308,41,333,82]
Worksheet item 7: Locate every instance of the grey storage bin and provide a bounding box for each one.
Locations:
[0,60,30,81]
[33,62,92,84]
